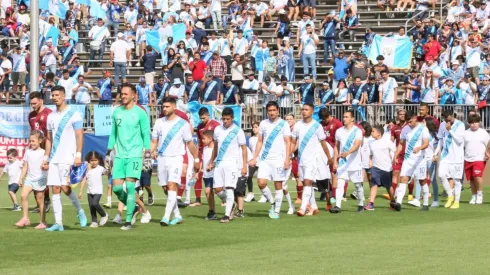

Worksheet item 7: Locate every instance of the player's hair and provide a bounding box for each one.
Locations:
[354,76,361,81]
[121,83,137,93]
[303,103,314,110]
[51,85,66,94]
[380,70,388,74]
[30,130,44,141]
[284,113,294,120]
[397,109,406,114]
[405,110,417,120]
[387,119,396,125]
[468,108,477,115]
[199,107,210,116]
[62,69,69,74]
[424,117,438,139]
[344,109,355,118]
[162,96,177,105]
[265,101,279,111]
[419,102,430,108]
[202,130,214,139]
[222,107,234,117]
[29,91,43,100]
[468,114,481,124]
[373,125,384,136]
[7,148,18,157]
[360,121,372,137]
[85,151,104,167]
[441,109,454,119]
[318,108,332,120]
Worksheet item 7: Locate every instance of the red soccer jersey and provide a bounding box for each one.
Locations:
[28,107,52,137]
[323,118,343,148]
[197,119,220,148]
[418,115,440,128]
[391,123,406,159]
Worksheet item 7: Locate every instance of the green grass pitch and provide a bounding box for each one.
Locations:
[1,177,490,275]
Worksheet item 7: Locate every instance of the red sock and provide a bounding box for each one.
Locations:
[297,185,303,199]
[177,177,186,197]
[408,182,414,195]
[44,188,50,200]
[392,182,398,190]
[344,182,348,195]
[194,172,203,201]
[426,179,431,186]
[332,188,336,197]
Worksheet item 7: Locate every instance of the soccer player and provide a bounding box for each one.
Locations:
[284,113,303,204]
[464,115,490,204]
[107,83,151,230]
[331,110,364,213]
[437,110,465,209]
[28,92,52,213]
[43,86,87,231]
[290,104,333,216]
[393,111,430,211]
[151,97,199,226]
[250,101,292,219]
[384,109,407,201]
[207,107,248,223]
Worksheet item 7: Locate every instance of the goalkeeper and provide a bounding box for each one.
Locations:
[106,83,151,231]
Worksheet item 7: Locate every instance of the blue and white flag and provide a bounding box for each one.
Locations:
[0,106,31,138]
[48,0,68,19]
[367,35,413,69]
[146,23,186,53]
[90,0,107,19]
[187,102,242,128]
[75,0,90,5]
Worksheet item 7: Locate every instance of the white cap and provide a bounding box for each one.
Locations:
[278,9,286,14]
[117,32,124,38]
[173,78,182,85]
[451,60,459,65]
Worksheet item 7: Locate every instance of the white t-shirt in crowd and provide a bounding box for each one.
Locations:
[89,25,110,41]
[379,77,398,104]
[258,118,291,161]
[58,77,75,100]
[335,126,363,171]
[23,148,47,182]
[464,128,490,162]
[10,53,27,72]
[233,37,248,56]
[459,81,477,105]
[110,39,130,62]
[73,82,93,104]
[213,124,246,166]
[292,120,326,166]
[47,106,83,164]
[151,117,193,157]
[369,138,396,172]
[4,160,22,185]
[86,165,106,194]
[465,46,481,68]
[301,33,318,55]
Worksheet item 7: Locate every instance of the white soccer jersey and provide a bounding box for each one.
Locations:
[360,136,374,169]
[335,126,363,171]
[464,128,490,162]
[214,124,246,166]
[4,160,22,185]
[292,120,326,166]
[258,118,291,161]
[202,146,214,178]
[152,117,193,157]
[437,120,465,164]
[400,124,430,161]
[47,106,83,164]
[23,148,47,182]
[86,165,106,195]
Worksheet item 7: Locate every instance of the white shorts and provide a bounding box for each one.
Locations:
[214,162,238,189]
[25,178,47,192]
[337,170,363,183]
[157,156,183,186]
[438,162,463,180]
[282,167,292,190]
[299,164,317,181]
[47,163,71,186]
[257,159,287,182]
[400,157,426,181]
[316,153,331,181]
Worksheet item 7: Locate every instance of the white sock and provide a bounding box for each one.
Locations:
[355,182,364,206]
[477,191,483,197]
[415,182,421,200]
[284,192,294,209]
[309,187,317,209]
[440,177,452,196]
[260,186,274,203]
[52,194,62,225]
[335,179,345,208]
[172,201,182,219]
[164,191,177,220]
[454,179,462,202]
[396,183,407,204]
[274,190,283,213]
[216,190,227,203]
[225,189,235,216]
[422,184,429,206]
[68,191,82,212]
[106,196,112,204]
[185,185,191,204]
[471,194,477,200]
[300,186,312,211]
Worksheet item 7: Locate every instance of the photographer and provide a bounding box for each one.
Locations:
[72,75,94,105]
[200,72,220,105]
[402,69,421,104]
[168,51,186,83]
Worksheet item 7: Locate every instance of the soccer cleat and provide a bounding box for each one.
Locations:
[78,209,88,228]
[34,223,47,230]
[44,201,51,213]
[450,202,460,209]
[131,210,140,226]
[169,217,183,225]
[177,199,188,208]
[408,199,421,207]
[235,210,245,218]
[364,203,375,211]
[305,208,319,216]
[189,202,202,207]
[420,205,429,211]
[205,211,217,220]
[268,204,275,218]
[356,206,364,213]
[296,209,306,216]
[408,195,414,201]
[120,225,132,231]
[394,203,402,211]
[350,193,358,200]
[476,196,483,205]
[258,195,267,203]
[160,217,170,226]
[440,190,448,198]
[141,211,152,224]
[295,198,302,204]
[15,217,31,228]
[444,196,454,208]
[148,194,154,206]
[330,197,336,204]
[45,223,64,232]
[269,212,280,219]
[112,214,123,224]
[30,207,40,213]
[382,194,391,200]
[103,202,112,208]
[90,222,99,228]
[99,214,109,226]
[287,207,295,215]
[469,197,476,205]
[220,216,230,223]
[244,192,255,202]
[12,205,21,212]
[329,206,341,214]
[430,201,439,208]
[123,206,127,211]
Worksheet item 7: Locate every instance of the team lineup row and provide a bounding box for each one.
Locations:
[9,83,490,230]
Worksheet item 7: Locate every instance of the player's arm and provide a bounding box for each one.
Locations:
[209,137,219,171]
[78,175,87,199]
[43,129,53,170]
[290,136,297,158]
[449,123,465,144]
[241,144,248,176]
[414,137,429,154]
[107,112,117,151]
[394,139,405,163]
[283,135,292,169]
[139,109,152,151]
[251,131,264,166]
[333,140,340,170]
[340,139,361,158]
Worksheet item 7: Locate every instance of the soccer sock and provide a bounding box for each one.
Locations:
[408,182,414,195]
[177,177,186,198]
[274,190,283,213]
[194,173,202,201]
[164,190,177,220]
[106,196,112,204]
[344,182,348,196]
[414,182,421,200]
[392,182,398,190]
[440,177,452,197]
[67,191,82,212]
[297,185,303,199]
[125,181,136,223]
[52,194,62,225]
[285,192,294,209]
[44,188,50,201]
[355,182,364,206]
[216,190,227,203]
[396,183,407,204]
[422,184,429,206]
[260,186,274,203]
[300,186,312,211]
[477,190,483,198]
[335,179,345,208]
[225,189,235,217]
[113,184,127,204]
[309,187,317,209]
[454,179,462,203]
[172,200,182,219]
[185,183,191,204]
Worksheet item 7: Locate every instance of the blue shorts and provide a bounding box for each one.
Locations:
[203,177,213,189]
[363,168,371,174]
[140,170,152,187]
[8,183,19,193]
[108,174,113,185]
[370,167,392,189]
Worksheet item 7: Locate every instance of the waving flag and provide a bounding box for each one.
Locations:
[75,0,90,5]
[90,0,107,19]
[146,23,186,53]
[48,0,68,19]
[367,35,413,69]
